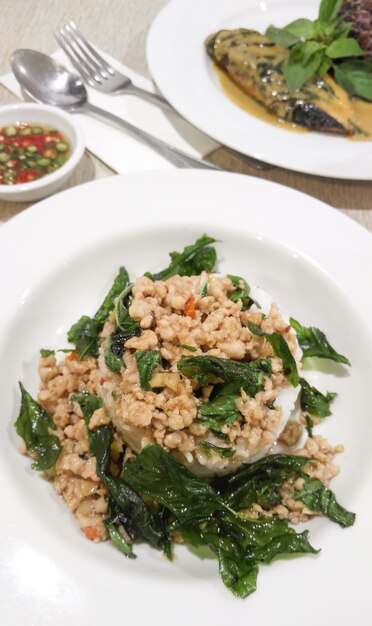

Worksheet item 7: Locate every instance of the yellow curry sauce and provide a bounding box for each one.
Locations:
[208,29,372,139]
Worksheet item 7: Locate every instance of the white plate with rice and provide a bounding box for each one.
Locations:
[0,170,371,626]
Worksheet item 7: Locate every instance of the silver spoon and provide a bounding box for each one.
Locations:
[10,49,221,170]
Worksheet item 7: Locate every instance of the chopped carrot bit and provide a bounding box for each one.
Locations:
[84,526,99,540]
[68,351,77,361]
[184,296,196,319]
[100,377,106,385]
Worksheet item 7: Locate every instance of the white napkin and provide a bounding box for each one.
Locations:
[0,48,218,172]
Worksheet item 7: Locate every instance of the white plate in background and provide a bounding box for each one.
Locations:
[147,0,372,179]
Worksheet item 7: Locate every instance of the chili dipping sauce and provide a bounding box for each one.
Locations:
[0,123,71,185]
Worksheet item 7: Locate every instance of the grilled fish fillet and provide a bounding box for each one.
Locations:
[206,29,355,134]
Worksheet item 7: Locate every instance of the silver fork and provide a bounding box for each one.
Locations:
[55,21,274,171]
[55,21,172,110]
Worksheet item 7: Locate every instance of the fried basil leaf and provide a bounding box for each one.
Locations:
[148,234,217,281]
[106,522,135,559]
[122,444,322,598]
[198,383,241,430]
[134,350,163,391]
[94,266,130,328]
[67,267,131,359]
[15,383,61,471]
[104,348,124,374]
[213,454,310,510]
[109,329,129,358]
[180,512,316,598]
[178,355,272,394]
[228,275,260,310]
[198,441,235,459]
[73,392,169,552]
[300,378,336,418]
[294,477,355,527]
[248,322,299,387]
[105,495,135,559]
[67,315,100,360]
[115,284,140,336]
[290,318,350,365]
[123,444,224,526]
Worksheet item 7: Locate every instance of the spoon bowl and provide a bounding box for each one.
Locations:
[11,49,87,109]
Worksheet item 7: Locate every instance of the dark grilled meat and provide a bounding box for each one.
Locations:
[206,29,354,135]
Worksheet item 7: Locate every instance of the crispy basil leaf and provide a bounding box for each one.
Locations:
[102,284,141,370]
[213,454,310,510]
[289,318,350,364]
[300,378,336,418]
[71,390,103,447]
[105,496,135,559]
[122,444,320,598]
[104,349,123,374]
[198,383,241,430]
[67,267,131,359]
[294,477,355,527]
[180,513,316,598]
[15,383,61,471]
[67,315,100,360]
[93,428,168,549]
[94,266,130,328]
[198,441,235,459]
[134,350,163,391]
[227,274,260,310]
[333,60,372,101]
[248,322,299,387]
[123,444,224,526]
[109,329,128,359]
[106,522,135,559]
[178,355,272,393]
[116,284,140,335]
[148,234,217,281]
[73,392,169,551]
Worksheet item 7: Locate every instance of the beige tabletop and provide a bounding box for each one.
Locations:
[0,0,371,231]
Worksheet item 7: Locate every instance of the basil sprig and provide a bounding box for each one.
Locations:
[266,0,371,99]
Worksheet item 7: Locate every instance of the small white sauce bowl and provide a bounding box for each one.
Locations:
[0,103,85,202]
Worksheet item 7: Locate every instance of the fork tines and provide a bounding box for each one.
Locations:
[55,21,114,87]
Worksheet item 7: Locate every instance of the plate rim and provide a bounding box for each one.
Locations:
[1,170,371,625]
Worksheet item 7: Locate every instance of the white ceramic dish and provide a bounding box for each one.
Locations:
[0,170,371,626]
[147,0,372,179]
[0,103,84,201]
